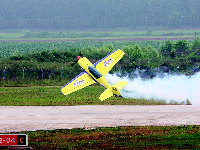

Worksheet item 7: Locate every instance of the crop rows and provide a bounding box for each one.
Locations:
[0,40,163,59]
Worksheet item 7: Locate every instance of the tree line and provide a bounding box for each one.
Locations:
[1,39,200,81]
[0,0,200,30]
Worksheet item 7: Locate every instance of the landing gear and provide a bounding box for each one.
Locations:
[114,94,123,98]
[112,87,117,91]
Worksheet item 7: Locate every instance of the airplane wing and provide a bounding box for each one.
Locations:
[61,71,96,95]
[94,49,125,76]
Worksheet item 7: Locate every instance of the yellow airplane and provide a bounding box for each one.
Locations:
[61,49,127,101]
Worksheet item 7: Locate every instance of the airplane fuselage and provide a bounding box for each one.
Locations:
[78,57,112,89]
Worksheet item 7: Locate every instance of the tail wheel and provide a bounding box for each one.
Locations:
[112,87,117,91]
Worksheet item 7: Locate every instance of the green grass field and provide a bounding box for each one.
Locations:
[2,126,199,149]
[0,85,167,106]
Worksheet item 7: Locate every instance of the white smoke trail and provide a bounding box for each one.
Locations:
[105,71,200,105]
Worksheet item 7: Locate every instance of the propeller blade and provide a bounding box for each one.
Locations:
[79,51,83,57]
[71,59,78,66]
[71,51,83,66]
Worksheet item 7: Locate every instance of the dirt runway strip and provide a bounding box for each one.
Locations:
[0,105,200,133]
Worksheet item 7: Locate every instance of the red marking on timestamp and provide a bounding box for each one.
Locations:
[0,134,28,146]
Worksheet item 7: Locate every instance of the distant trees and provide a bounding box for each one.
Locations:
[0,0,200,30]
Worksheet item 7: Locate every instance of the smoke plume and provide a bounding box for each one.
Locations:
[105,70,200,105]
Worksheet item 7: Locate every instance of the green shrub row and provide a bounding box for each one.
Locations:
[1,39,200,81]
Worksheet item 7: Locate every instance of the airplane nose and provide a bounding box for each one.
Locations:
[77,56,81,60]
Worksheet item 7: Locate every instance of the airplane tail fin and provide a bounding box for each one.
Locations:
[99,81,127,101]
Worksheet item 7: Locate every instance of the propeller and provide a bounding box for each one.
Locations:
[71,59,78,66]
[71,51,83,66]
[79,51,83,57]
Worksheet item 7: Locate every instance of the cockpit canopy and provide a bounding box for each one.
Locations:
[88,66,102,79]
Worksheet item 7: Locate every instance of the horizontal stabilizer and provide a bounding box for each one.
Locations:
[99,81,127,101]
[99,88,113,101]
[112,81,127,91]
[112,81,127,96]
